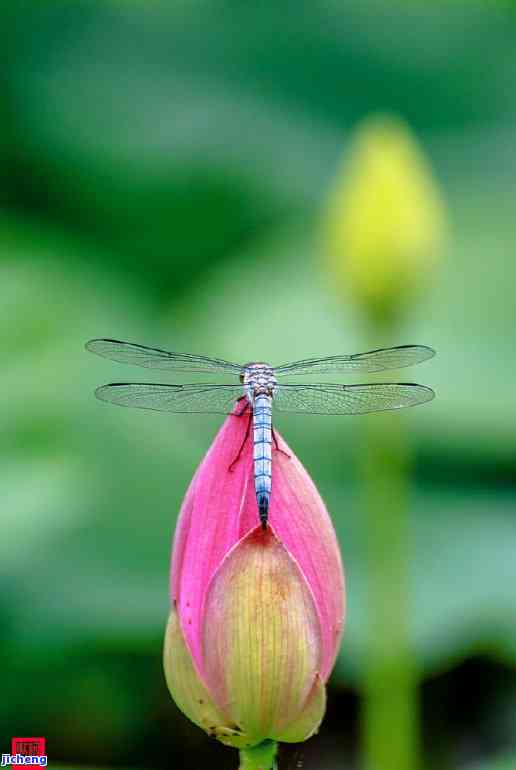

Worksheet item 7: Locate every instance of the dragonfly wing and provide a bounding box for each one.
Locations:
[274,382,434,415]
[274,345,435,376]
[86,338,243,374]
[94,383,245,414]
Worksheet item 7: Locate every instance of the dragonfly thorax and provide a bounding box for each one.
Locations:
[241,362,277,400]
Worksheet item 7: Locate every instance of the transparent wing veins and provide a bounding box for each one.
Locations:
[86,338,243,374]
[274,382,434,415]
[274,345,435,376]
[94,383,245,414]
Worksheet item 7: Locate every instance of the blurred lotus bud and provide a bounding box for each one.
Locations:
[323,115,447,324]
[163,407,345,760]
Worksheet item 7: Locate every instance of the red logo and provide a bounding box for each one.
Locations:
[11,739,46,767]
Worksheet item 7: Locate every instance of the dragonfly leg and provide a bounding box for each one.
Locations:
[272,427,291,458]
[232,396,250,418]
[229,411,253,472]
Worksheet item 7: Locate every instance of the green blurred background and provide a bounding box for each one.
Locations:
[1,2,516,769]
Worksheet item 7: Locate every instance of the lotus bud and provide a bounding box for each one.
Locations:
[163,407,345,765]
[323,114,447,324]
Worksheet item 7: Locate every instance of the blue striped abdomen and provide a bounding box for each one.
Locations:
[253,393,272,527]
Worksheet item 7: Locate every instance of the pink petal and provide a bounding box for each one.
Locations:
[267,433,345,680]
[170,409,256,674]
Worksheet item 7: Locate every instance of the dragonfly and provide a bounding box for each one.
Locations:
[86,338,435,527]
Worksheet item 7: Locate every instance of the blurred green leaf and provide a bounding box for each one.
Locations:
[334,486,516,684]
[4,1,516,300]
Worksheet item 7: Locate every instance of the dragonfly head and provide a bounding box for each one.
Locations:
[241,362,277,397]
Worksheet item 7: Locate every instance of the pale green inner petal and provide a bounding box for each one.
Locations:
[203,527,322,742]
[274,674,326,743]
[163,607,254,749]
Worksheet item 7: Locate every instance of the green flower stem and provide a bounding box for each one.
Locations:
[359,409,419,770]
[239,741,278,770]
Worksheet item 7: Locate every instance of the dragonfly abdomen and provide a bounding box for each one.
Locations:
[252,393,272,527]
